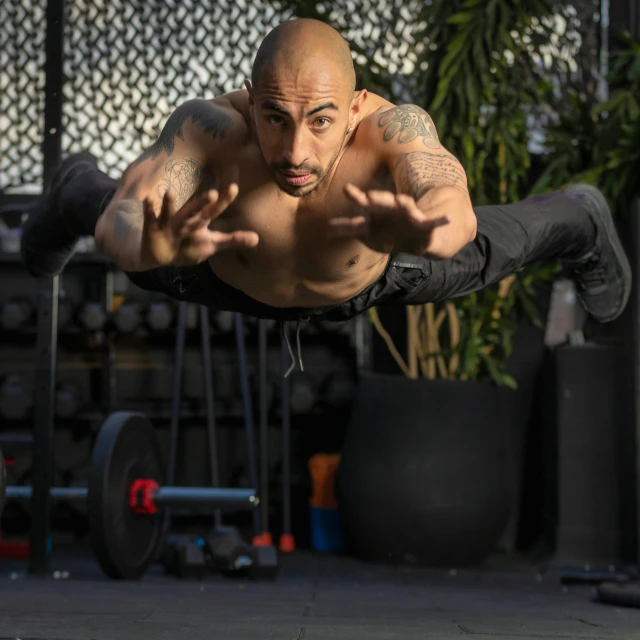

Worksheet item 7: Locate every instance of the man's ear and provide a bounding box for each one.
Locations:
[349,89,368,126]
[245,79,254,106]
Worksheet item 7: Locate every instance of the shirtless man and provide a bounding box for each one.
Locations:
[20,19,631,367]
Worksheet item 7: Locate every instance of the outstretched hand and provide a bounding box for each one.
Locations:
[328,183,450,255]
[141,181,259,267]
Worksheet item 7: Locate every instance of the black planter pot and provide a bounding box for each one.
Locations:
[336,372,512,567]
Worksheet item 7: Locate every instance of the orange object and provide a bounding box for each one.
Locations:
[308,453,341,509]
[279,533,295,553]
[111,295,125,312]
[252,532,273,547]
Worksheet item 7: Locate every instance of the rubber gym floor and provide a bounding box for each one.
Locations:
[1,548,639,640]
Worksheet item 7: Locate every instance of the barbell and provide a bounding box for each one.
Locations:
[0,411,259,580]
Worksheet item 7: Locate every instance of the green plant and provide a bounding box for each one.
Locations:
[533,31,640,216]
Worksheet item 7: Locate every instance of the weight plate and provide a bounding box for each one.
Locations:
[88,411,164,579]
[0,446,6,517]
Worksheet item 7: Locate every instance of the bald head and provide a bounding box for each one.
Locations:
[251,19,356,96]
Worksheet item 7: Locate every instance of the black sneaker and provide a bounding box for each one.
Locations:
[20,151,98,278]
[563,184,631,323]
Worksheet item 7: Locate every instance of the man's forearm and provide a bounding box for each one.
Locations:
[417,186,477,260]
[95,200,157,271]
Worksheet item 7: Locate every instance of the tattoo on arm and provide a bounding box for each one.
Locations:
[156,158,207,209]
[112,201,144,239]
[395,151,468,200]
[378,105,441,149]
[133,100,233,166]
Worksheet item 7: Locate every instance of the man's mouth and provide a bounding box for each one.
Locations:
[280,171,313,186]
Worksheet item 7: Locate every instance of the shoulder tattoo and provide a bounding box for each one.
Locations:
[134,101,233,165]
[378,105,441,149]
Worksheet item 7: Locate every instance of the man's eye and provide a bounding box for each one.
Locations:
[315,118,330,128]
[268,115,284,125]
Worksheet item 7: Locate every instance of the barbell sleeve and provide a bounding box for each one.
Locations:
[6,486,89,500]
[151,487,258,509]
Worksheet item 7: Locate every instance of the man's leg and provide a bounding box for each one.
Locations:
[414,186,630,322]
[21,152,118,277]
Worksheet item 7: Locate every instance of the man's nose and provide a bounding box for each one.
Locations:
[282,128,309,167]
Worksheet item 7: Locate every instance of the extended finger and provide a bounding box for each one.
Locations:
[211,182,239,218]
[327,216,369,237]
[159,189,177,225]
[143,197,159,227]
[412,214,451,230]
[343,183,370,207]
[195,184,238,224]
[208,229,259,251]
[366,190,398,210]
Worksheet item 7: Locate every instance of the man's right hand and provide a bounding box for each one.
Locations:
[140,183,259,267]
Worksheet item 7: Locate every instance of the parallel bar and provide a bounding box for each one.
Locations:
[162,301,187,536]
[281,330,292,539]
[200,306,222,527]
[7,486,88,500]
[42,0,66,184]
[258,319,270,535]
[234,313,260,535]
[29,275,59,574]
[152,487,258,510]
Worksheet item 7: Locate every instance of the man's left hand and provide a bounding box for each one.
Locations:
[329,183,450,255]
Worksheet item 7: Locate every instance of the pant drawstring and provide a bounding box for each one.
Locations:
[295,321,304,373]
[281,318,308,378]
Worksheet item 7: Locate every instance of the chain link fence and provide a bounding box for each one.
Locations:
[1,0,602,191]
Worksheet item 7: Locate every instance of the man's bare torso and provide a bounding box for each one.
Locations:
[202,91,394,308]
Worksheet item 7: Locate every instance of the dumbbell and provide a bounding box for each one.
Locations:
[146,301,173,331]
[161,534,208,579]
[0,299,33,331]
[113,301,142,333]
[0,374,32,420]
[78,302,107,332]
[206,525,279,581]
[3,411,261,580]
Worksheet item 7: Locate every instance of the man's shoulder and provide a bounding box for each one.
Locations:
[171,93,251,148]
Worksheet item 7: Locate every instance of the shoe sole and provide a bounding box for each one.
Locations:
[566,184,632,322]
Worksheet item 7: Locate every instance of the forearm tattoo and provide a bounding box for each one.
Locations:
[395,151,468,200]
[378,105,441,149]
[133,100,233,165]
[156,158,205,209]
[113,200,144,238]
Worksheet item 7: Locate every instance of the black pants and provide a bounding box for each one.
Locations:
[68,168,594,322]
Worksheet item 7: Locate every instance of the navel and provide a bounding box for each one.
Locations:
[347,255,360,268]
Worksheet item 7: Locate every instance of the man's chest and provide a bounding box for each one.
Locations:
[212,146,395,241]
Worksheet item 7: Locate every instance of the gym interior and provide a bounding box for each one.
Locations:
[1,0,640,638]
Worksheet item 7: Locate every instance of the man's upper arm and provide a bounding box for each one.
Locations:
[111,98,243,211]
[375,104,469,201]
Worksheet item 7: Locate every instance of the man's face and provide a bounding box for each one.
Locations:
[250,64,352,198]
